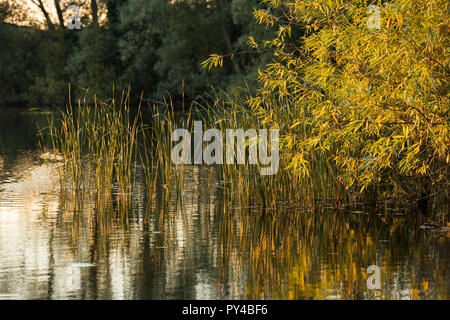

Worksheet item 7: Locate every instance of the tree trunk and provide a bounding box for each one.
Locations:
[105,0,127,25]
[91,0,99,25]
[31,0,54,30]
[53,0,65,29]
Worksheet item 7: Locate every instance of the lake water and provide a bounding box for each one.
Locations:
[0,108,448,299]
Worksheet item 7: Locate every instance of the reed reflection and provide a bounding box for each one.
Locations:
[0,109,448,300]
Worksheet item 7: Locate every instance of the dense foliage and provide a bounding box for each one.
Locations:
[0,0,272,105]
[236,0,449,199]
[1,0,448,205]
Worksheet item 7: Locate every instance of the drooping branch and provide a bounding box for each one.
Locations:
[91,0,98,25]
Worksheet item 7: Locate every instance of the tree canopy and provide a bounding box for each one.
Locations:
[0,0,273,105]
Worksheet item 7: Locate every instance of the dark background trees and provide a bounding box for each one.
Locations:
[0,0,272,107]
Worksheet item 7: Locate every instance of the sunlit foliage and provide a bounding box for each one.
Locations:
[241,0,448,197]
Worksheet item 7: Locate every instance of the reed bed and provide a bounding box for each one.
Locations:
[194,91,345,210]
[41,88,347,214]
[43,89,445,217]
[45,92,141,197]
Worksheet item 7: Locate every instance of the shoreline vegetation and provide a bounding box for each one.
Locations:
[37,0,447,223]
[39,86,448,224]
[1,0,447,221]
[0,0,448,302]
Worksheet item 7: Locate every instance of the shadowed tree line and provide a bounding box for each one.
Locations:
[0,0,273,106]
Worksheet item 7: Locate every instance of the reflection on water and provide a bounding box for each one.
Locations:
[0,108,448,300]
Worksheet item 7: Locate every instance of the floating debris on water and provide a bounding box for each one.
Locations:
[420,224,450,232]
[39,152,64,162]
[69,263,95,268]
[0,293,20,299]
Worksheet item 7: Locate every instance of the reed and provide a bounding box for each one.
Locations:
[140,99,194,202]
[45,91,141,199]
[41,88,365,214]
[192,90,344,210]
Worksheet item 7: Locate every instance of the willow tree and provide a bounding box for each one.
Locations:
[206,0,449,203]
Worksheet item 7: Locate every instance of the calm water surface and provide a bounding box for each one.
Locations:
[0,108,448,299]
